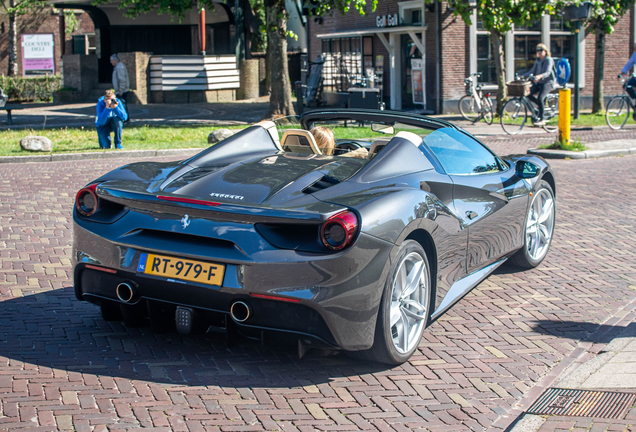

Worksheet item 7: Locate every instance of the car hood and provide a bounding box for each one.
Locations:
[98,153,369,205]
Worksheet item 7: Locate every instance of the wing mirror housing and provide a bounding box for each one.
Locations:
[516,160,540,179]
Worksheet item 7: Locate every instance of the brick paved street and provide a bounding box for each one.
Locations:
[1,151,636,431]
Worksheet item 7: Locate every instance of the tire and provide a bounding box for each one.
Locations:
[459,95,480,122]
[350,240,432,364]
[483,98,493,125]
[509,181,556,269]
[542,95,559,133]
[606,96,630,130]
[501,98,527,135]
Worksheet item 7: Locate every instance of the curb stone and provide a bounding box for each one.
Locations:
[528,147,636,159]
[0,148,205,164]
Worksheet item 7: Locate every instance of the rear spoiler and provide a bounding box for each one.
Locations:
[97,186,344,225]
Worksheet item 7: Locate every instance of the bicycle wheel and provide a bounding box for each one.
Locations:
[606,96,630,130]
[459,95,480,122]
[501,98,527,135]
[543,94,559,133]
[483,97,493,125]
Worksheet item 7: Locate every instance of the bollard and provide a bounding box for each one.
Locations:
[558,88,571,146]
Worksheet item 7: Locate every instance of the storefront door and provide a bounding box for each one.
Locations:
[401,33,425,109]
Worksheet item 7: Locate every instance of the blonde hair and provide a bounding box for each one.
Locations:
[536,43,551,58]
[310,126,335,155]
[105,89,115,98]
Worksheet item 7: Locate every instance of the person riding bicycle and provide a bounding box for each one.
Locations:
[619,43,636,101]
[522,43,555,126]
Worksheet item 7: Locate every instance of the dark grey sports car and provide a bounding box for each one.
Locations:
[73,109,556,364]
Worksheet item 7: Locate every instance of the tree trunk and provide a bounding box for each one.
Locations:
[592,30,605,114]
[8,0,18,77]
[265,7,271,95]
[491,30,507,116]
[264,0,295,119]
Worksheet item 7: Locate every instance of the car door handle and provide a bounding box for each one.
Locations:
[465,211,478,220]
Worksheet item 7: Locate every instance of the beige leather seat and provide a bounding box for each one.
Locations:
[281,129,322,154]
[367,138,391,159]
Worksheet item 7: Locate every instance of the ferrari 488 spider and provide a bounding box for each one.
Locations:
[73,109,556,364]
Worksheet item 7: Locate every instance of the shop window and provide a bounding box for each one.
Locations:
[514,34,541,75]
[321,37,362,92]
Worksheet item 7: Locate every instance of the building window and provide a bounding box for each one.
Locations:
[399,1,425,25]
[476,15,497,83]
[550,16,576,80]
[321,37,362,92]
[513,20,541,76]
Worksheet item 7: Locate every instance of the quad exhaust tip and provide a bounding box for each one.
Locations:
[230,301,251,323]
[116,282,135,303]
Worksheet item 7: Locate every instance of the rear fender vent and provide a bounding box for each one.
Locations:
[303,176,340,194]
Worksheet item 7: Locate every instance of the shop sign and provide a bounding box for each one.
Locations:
[411,58,424,104]
[22,34,55,76]
[376,14,399,27]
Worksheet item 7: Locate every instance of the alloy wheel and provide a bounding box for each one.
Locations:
[389,252,429,354]
[525,188,555,261]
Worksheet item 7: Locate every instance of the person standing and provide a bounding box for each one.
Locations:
[110,54,131,122]
[523,43,555,126]
[96,90,128,149]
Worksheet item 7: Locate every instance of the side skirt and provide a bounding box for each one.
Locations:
[430,258,507,322]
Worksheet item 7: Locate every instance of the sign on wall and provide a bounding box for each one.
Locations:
[411,58,424,104]
[22,34,55,76]
[376,14,399,27]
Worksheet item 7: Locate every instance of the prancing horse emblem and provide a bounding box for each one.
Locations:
[181,214,190,229]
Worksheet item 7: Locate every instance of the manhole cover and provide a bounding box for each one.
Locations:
[527,388,636,419]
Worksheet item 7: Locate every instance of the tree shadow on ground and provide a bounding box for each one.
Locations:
[0,287,391,388]
[530,319,636,346]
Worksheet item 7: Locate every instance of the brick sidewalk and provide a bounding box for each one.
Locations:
[1,155,635,431]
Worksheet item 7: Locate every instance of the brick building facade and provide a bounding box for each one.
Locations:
[0,8,94,77]
[307,1,635,113]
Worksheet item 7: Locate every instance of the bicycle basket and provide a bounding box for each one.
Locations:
[506,81,531,97]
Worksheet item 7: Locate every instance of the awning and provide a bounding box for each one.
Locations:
[316,24,428,39]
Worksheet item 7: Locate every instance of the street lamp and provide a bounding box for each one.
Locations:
[561,1,592,119]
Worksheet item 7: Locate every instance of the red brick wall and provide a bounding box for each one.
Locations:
[0,8,94,76]
[582,8,633,98]
[439,2,468,103]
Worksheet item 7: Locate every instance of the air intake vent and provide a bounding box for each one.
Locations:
[303,176,340,194]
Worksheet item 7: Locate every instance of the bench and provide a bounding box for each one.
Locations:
[0,103,57,125]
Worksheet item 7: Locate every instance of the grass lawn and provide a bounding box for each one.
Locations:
[1,124,405,156]
[0,113,623,157]
[0,125,247,157]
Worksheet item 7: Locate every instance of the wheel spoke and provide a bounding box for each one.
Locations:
[538,199,554,224]
[396,264,407,299]
[400,310,410,350]
[401,300,426,320]
[390,303,401,327]
[401,260,423,299]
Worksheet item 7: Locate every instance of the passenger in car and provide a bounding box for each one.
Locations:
[309,126,335,155]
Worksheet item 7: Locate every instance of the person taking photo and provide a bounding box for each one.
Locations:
[96,89,128,149]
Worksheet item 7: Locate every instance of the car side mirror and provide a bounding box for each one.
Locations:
[371,123,395,134]
[516,160,540,179]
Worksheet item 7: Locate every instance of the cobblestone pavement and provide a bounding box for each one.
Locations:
[1,153,636,432]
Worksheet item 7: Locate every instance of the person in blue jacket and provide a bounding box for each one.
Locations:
[96,89,128,149]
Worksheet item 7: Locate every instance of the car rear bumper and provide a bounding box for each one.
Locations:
[73,223,396,351]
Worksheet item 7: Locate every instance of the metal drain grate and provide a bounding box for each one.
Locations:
[527,388,636,419]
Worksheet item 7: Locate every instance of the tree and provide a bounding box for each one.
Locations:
[586,0,635,113]
[263,0,377,119]
[451,0,557,113]
[1,0,46,76]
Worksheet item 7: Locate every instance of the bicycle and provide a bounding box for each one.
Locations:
[458,72,493,125]
[605,74,636,130]
[500,75,559,135]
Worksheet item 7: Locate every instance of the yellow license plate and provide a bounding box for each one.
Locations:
[138,253,225,286]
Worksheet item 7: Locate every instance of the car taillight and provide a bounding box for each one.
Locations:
[76,184,99,217]
[320,210,358,251]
